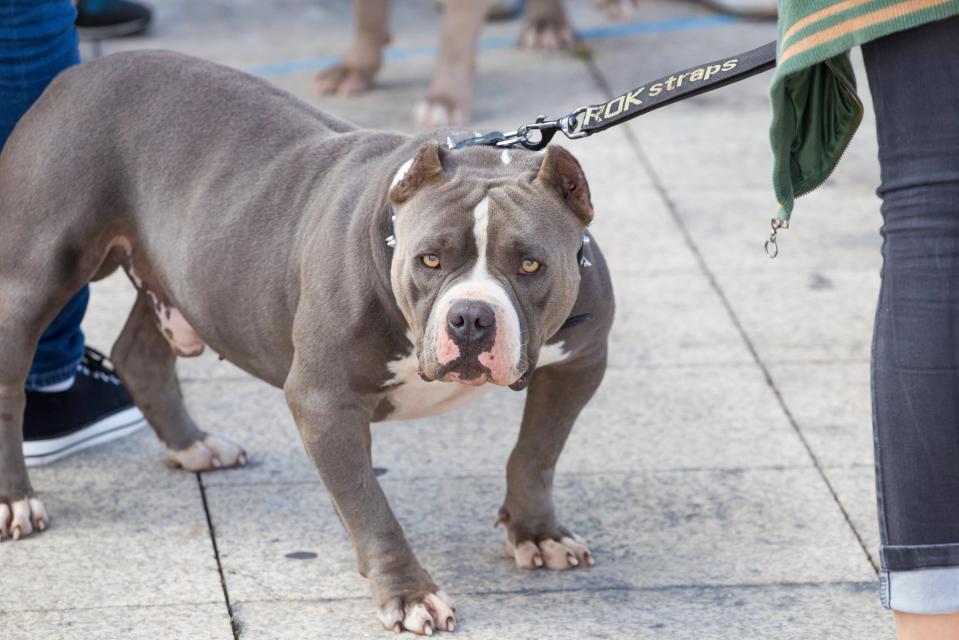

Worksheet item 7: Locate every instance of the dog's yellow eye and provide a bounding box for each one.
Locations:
[421,254,441,269]
[520,259,541,274]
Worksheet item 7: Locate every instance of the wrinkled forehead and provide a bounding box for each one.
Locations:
[397,159,581,242]
[401,187,578,257]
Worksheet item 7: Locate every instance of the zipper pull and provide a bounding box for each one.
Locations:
[764,217,788,258]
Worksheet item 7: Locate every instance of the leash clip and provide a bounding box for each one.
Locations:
[507,107,590,151]
[449,107,590,151]
[764,218,788,258]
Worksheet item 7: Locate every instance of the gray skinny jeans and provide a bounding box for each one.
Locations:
[864,15,959,614]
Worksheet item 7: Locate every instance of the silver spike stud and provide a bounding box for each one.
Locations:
[385,235,396,248]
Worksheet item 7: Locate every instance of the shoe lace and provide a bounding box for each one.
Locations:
[80,347,122,385]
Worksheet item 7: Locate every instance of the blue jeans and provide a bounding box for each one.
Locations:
[864,15,959,614]
[0,0,87,389]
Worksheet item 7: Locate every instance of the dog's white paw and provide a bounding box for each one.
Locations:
[594,0,641,20]
[165,433,247,471]
[505,534,593,570]
[519,18,575,49]
[414,99,466,131]
[0,495,48,541]
[314,65,376,97]
[378,591,457,635]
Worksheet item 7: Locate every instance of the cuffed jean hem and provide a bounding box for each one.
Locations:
[881,566,959,614]
[880,543,959,613]
[24,355,81,390]
[882,542,959,572]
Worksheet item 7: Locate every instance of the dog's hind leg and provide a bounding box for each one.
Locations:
[0,267,96,541]
[111,293,247,471]
[0,304,51,541]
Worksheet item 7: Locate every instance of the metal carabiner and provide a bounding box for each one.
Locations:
[450,107,592,151]
[764,217,788,258]
[503,115,560,151]
[559,106,590,140]
[499,107,590,151]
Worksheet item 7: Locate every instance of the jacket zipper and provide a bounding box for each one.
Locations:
[793,57,864,199]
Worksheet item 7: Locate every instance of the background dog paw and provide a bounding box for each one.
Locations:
[505,534,594,570]
[165,433,247,471]
[593,0,641,20]
[414,97,466,130]
[518,16,575,49]
[0,495,48,541]
[314,65,376,97]
[378,590,457,635]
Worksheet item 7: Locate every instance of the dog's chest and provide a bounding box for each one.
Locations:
[380,353,493,421]
[377,342,570,422]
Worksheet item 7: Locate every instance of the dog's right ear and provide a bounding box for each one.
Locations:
[534,144,593,225]
[389,140,446,204]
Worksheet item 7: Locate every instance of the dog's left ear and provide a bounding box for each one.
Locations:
[535,145,593,224]
[389,140,447,204]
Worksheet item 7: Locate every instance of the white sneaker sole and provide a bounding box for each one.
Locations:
[23,407,147,467]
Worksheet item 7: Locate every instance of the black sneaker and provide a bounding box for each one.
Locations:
[23,347,146,467]
[75,0,153,41]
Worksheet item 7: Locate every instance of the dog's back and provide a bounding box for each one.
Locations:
[0,50,411,386]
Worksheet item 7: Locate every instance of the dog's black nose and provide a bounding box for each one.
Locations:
[447,300,495,343]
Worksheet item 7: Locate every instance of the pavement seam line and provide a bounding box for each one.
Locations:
[580,58,879,575]
[222,579,878,608]
[2,580,878,615]
[197,472,241,640]
[199,463,823,489]
[3,601,229,615]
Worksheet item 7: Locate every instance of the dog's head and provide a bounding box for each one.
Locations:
[388,140,592,390]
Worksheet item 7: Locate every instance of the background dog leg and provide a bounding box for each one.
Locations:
[498,350,607,570]
[520,0,575,49]
[112,293,246,471]
[414,0,494,130]
[284,363,455,635]
[315,0,391,97]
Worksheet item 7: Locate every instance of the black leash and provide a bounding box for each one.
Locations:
[450,40,777,152]
[447,41,782,338]
[444,41,781,340]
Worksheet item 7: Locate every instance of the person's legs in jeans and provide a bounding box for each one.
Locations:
[0,0,143,467]
[864,15,959,634]
[0,0,88,391]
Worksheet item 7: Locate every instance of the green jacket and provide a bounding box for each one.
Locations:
[770,0,959,223]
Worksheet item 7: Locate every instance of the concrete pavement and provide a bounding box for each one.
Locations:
[1,1,892,637]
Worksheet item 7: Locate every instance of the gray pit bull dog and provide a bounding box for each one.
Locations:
[0,51,613,635]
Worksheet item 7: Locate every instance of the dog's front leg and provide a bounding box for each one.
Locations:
[497,349,607,570]
[414,0,494,129]
[520,0,575,49]
[315,0,391,97]
[284,367,455,635]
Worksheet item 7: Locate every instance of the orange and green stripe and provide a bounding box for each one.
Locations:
[777,0,959,66]
[769,0,959,221]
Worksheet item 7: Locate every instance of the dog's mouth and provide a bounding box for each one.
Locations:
[417,357,529,390]
[508,369,532,391]
[445,370,488,386]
